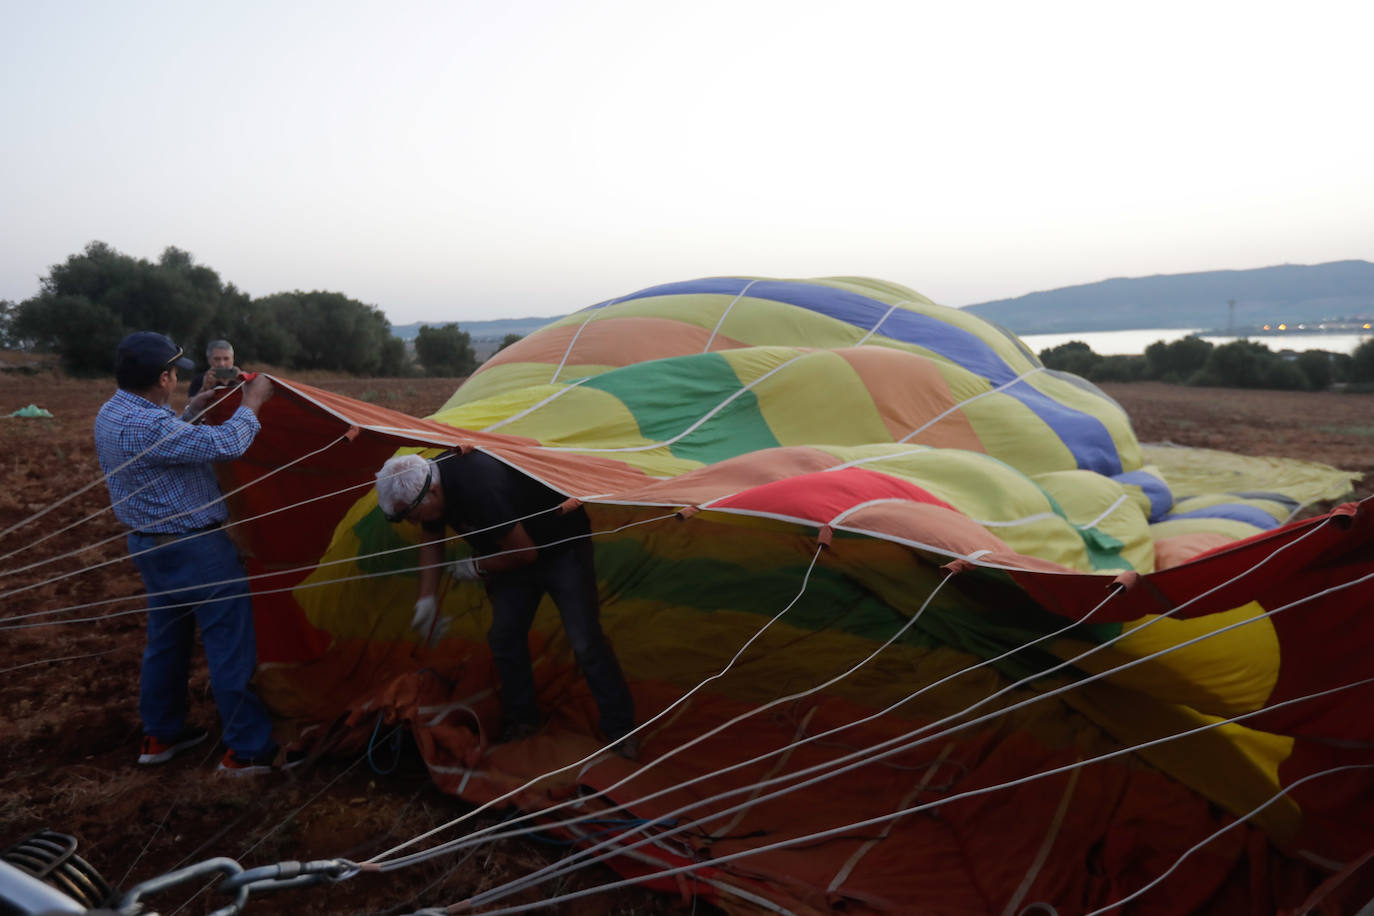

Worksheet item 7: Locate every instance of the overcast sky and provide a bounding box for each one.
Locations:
[3,0,1370,324]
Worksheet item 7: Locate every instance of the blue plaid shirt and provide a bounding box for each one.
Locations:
[93,388,262,534]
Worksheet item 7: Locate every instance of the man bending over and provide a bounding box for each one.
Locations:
[375,451,637,757]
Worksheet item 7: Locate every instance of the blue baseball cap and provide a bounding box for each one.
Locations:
[115,332,196,374]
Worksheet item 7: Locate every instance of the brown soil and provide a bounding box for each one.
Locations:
[1098,381,1374,507]
[1,371,1370,914]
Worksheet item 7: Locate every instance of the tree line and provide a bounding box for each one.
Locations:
[7,244,1369,390]
[1039,335,1374,391]
[0,242,481,377]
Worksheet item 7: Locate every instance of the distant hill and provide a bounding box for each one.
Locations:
[390,316,558,341]
[963,260,1374,333]
[389,261,1374,341]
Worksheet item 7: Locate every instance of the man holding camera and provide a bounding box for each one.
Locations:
[186,339,240,398]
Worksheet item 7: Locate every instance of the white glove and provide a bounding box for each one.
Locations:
[449,557,484,580]
[411,595,437,634]
[410,595,450,647]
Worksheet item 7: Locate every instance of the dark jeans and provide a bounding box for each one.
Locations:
[128,528,274,757]
[485,539,634,739]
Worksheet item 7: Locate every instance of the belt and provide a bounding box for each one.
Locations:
[133,522,222,547]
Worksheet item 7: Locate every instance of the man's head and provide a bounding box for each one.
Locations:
[115,332,196,394]
[376,454,443,523]
[206,339,235,369]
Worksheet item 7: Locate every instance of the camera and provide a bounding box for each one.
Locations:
[212,367,238,380]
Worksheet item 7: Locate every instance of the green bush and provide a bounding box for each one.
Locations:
[1331,352,1353,383]
[0,299,19,348]
[1350,338,1374,384]
[1038,341,1101,376]
[260,290,401,375]
[414,323,477,377]
[1295,350,1335,390]
[1194,340,1275,388]
[1087,354,1149,382]
[1260,358,1310,390]
[1144,336,1213,382]
[12,241,411,376]
[13,242,223,373]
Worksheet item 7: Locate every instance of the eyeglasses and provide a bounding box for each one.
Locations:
[383,465,432,523]
[163,346,185,367]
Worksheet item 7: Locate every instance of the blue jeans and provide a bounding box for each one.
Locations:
[486,539,634,739]
[128,528,274,757]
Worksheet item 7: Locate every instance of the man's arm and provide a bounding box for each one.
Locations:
[181,385,224,421]
[410,537,447,640]
[482,523,538,575]
[149,376,275,464]
[417,539,444,599]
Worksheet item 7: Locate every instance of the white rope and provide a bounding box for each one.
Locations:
[121,684,255,890]
[0,379,248,544]
[852,300,908,346]
[364,540,830,866]
[1083,764,1374,915]
[0,478,386,622]
[701,279,759,353]
[0,453,565,615]
[549,298,627,385]
[541,351,810,454]
[428,658,1374,916]
[702,702,819,841]
[1001,761,1081,916]
[0,509,682,630]
[382,562,1119,877]
[0,649,115,676]
[383,517,1335,891]
[503,566,1370,900]
[408,561,959,896]
[480,377,589,433]
[824,495,1126,541]
[164,743,383,916]
[9,377,1359,913]
[838,366,1045,447]
[16,420,1357,916]
[487,286,893,438]
[0,429,352,583]
[1080,493,1132,531]
[0,477,158,566]
[414,497,1327,870]
[827,741,956,893]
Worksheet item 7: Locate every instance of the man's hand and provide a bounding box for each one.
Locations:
[205,366,242,388]
[449,557,484,580]
[411,594,448,646]
[182,387,218,421]
[241,374,275,413]
[412,595,437,633]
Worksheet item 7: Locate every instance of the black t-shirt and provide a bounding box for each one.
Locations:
[421,450,588,555]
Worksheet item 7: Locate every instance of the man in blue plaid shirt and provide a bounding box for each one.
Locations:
[94,331,287,775]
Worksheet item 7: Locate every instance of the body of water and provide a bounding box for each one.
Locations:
[1019,328,1373,357]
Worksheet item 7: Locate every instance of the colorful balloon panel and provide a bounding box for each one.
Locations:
[217,277,1374,914]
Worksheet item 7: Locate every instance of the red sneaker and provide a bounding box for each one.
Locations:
[137,726,209,765]
[216,747,308,776]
